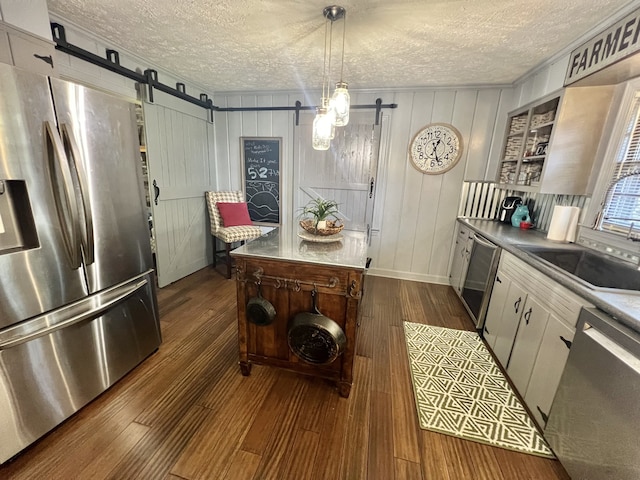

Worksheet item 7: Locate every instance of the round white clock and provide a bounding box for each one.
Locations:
[409,123,463,174]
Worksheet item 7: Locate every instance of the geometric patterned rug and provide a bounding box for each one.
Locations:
[403,322,554,458]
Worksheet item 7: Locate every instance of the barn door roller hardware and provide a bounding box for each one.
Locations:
[50,22,397,125]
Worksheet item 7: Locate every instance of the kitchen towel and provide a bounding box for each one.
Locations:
[547,206,580,243]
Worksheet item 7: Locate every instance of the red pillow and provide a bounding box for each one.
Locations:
[217,202,252,227]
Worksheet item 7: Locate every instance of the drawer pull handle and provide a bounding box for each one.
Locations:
[559,336,572,349]
[536,406,549,424]
[514,297,521,313]
[524,307,532,325]
[496,276,502,284]
[34,54,54,68]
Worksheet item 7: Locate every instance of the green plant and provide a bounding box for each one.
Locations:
[299,198,340,226]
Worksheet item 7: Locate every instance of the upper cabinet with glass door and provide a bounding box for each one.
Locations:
[497,86,615,195]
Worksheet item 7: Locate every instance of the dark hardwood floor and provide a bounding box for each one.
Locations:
[0,268,570,479]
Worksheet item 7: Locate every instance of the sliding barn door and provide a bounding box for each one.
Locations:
[294,112,381,236]
[143,101,215,287]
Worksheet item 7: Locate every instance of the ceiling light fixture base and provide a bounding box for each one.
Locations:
[323,5,345,22]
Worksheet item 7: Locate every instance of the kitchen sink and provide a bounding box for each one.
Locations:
[516,244,640,293]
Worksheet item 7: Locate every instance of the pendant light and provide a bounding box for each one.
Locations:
[331,7,349,127]
[313,5,349,150]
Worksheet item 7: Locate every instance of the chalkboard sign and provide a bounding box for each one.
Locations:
[241,137,281,224]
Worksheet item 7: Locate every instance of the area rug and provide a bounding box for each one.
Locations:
[403,322,554,458]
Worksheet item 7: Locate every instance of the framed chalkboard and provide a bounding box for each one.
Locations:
[241,137,281,225]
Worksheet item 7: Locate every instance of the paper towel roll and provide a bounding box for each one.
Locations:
[547,206,580,243]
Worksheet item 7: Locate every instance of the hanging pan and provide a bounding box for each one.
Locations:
[288,288,346,365]
[246,281,276,326]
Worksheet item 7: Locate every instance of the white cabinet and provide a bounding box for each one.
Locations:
[0,22,56,75]
[484,273,527,367]
[449,222,473,296]
[482,250,591,426]
[0,0,57,75]
[507,295,550,394]
[497,86,614,194]
[0,0,52,40]
[525,316,574,428]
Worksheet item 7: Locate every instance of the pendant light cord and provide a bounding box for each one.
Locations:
[339,12,346,82]
[322,18,329,101]
[327,18,333,101]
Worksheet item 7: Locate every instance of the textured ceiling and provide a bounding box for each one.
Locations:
[48,0,637,93]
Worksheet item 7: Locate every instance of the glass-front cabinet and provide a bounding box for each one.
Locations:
[497,87,614,195]
[500,96,558,188]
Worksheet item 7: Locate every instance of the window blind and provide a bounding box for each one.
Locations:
[601,93,640,234]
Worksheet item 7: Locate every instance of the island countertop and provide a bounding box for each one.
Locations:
[231,226,368,270]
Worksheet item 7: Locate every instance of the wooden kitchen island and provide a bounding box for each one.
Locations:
[231,227,368,397]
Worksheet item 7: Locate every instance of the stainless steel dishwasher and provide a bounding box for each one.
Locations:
[460,233,500,330]
[546,307,640,480]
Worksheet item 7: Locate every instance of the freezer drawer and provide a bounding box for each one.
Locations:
[0,271,161,464]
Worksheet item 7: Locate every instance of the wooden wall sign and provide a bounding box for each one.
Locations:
[565,7,640,86]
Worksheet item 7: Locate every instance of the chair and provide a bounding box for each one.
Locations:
[205,191,262,279]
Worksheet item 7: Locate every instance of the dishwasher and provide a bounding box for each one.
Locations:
[546,307,640,480]
[460,233,500,330]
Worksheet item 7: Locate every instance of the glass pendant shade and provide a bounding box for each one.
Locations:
[331,81,350,126]
[324,98,336,139]
[312,107,332,150]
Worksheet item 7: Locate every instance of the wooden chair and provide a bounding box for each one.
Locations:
[205,191,262,279]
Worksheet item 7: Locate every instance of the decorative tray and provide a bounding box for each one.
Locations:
[297,231,344,243]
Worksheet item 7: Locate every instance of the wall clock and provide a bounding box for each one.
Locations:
[409,123,463,174]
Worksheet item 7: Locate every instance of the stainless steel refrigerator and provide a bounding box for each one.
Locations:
[0,63,162,463]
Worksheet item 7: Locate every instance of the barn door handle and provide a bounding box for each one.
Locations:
[153,179,160,205]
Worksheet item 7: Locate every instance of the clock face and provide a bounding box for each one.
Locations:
[409,123,463,174]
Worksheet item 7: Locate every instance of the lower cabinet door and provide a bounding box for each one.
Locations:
[493,281,527,367]
[507,295,550,395]
[483,272,509,349]
[525,315,575,428]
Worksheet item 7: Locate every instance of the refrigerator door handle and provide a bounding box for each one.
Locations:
[60,123,95,265]
[0,276,149,350]
[44,120,82,269]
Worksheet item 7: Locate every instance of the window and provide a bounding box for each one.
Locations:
[599,92,640,235]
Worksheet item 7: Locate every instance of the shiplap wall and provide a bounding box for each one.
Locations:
[213,88,513,284]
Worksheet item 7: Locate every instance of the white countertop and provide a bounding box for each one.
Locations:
[460,218,640,333]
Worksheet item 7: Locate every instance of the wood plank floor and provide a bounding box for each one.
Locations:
[0,268,570,480]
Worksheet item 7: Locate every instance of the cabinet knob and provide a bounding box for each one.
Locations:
[524,307,533,325]
[496,276,502,284]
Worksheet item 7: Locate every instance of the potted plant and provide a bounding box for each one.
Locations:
[299,198,344,235]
